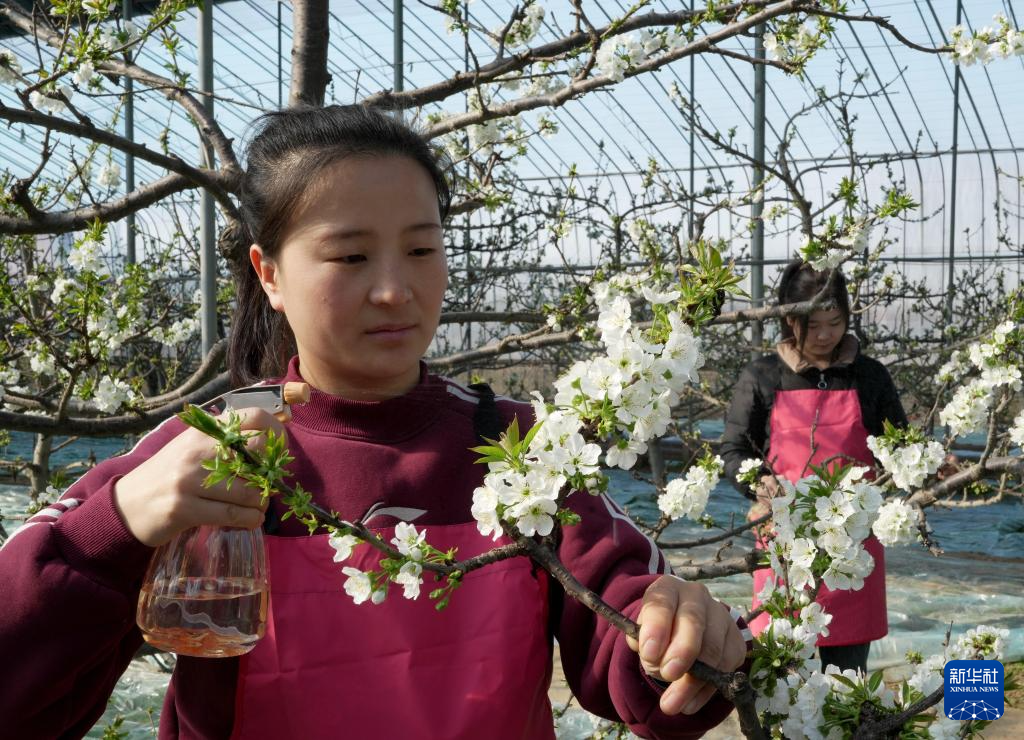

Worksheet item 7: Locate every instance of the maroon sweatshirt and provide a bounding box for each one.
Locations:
[0,358,741,738]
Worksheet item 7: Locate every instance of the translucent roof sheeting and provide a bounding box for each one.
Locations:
[0,1,1020,285]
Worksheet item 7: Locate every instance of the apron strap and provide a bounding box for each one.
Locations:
[468,382,503,442]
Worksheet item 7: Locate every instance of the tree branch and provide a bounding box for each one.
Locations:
[0,172,201,234]
[366,0,790,110]
[289,0,330,107]
[0,103,238,216]
[0,375,232,436]
[422,1,806,138]
[0,1,241,174]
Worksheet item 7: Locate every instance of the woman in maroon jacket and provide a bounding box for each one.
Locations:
[721,261,908,674]
[0,105,747,739]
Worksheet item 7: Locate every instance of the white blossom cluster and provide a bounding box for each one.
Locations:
[763,21,826,63]
[938,319,1022,438]
[949,14,1024,66]
[554,276,703,470]
[1009,408,1024,449]
[870,499,918,547]
[98,22,143,51]
[737,457,763,487]
[87,304,135,348]
[151,316,200,347]
[29,84,72,115]
[657,454,722,522]
[0,366,21,400]
[73,60,98,88]
[761,467,883,595]
[866,434,945,492]
[594,29,675,82]
[28,341,57,378]
[746,460,1006,738]
[97,160,121,188]
[92,376,133,413]
[336,523,428,605]
[67,237,106,274]
[799,234,849,272]
[0,48,22,84]
[472,412,602,539]
[470,273,704,542]
[492,2,545,50]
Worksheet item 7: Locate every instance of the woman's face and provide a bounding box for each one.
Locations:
[789,308,846,361]
[250,155,448,399]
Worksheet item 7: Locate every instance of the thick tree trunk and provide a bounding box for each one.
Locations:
[289,0,331,107]
[29,433,52,499]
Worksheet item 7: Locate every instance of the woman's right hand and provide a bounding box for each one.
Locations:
[747,473,780,523]
[113,408,285,547]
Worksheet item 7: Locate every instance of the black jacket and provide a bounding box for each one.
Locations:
[720,342,908,499]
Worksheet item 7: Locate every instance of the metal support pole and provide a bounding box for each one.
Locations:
[687,1,695,241]
[750,23,767,360]
[277,1,283,108]
[393,0,404,92]
[462,1,470,351]
[123,0,135,264]
[198,1,217,354]
[946,0,963,320]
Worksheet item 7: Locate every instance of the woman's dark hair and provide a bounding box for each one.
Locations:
[776,260,851,348]
[227,104,452,386]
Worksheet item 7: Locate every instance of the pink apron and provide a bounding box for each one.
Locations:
[230,524,554,739]
[749,387,887,646]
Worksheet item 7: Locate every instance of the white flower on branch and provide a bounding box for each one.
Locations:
[153,317,199,346]
[657,455,722,522]
[97,161,121,188]
[907,654,945,695]
[737,458,763,486]
[342,567,382,605]
[497,1,544,49]
[92,376,133,413]
[808,247,846,271]
[83,0,110,16]
[470,482,502,540]
[949,625,1010,661]
[1009,409,1024,449]
[394,561,423,600]
[871,500,917,546]
[595,33,646,82]
[0,49,22,84]
[67,238,105,274]
[640,284,681,306]
[795,602,832,640]
[73,61,97,87]
[939,379,993,438]
[513,497,557,537]
[866,435,945,491]
[762,32,784,62]
[328,531,360,562]
[29,85,71,115]
[29,344,56,378]
[391,522,426,561]
[0,365,21,399]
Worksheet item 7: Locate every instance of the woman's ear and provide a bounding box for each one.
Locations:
[249,245,285,313]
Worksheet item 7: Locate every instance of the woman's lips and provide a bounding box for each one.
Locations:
[366,325,416,337]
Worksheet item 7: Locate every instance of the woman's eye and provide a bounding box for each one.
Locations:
[336,254,366,264]
[410,247,435,257]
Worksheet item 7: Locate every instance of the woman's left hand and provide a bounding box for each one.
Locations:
[626,576,747,716]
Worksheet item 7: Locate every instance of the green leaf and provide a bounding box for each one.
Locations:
[868,669,883,693]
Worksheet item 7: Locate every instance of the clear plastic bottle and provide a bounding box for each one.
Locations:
[136,382,308,658]
[137,524,268,657]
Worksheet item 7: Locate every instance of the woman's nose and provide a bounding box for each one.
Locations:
[369,264,412,305]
